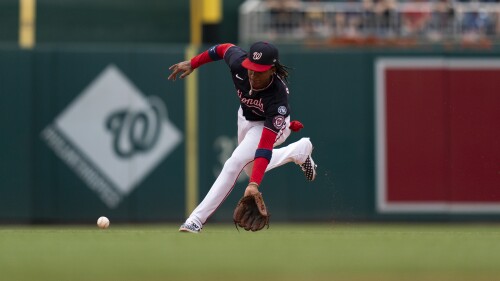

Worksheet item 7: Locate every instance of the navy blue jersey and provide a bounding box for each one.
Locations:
[221,46,291,133]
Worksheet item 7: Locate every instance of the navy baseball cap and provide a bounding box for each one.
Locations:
[242,41,278,72]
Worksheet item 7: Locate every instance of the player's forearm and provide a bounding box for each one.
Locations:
[249,128,277,184]
[249,157,269,184]
[190,43,234,69]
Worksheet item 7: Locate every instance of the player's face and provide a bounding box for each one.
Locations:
[248,67,274,89]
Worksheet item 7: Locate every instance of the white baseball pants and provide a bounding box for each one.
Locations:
[185,107,313,228]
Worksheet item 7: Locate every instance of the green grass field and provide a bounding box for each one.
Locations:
[1,223,500,281]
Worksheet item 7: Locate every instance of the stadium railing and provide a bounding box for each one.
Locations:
[239,0,500,47]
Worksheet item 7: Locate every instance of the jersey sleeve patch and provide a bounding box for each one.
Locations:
[272,115,286,131]
[277,105,287,115]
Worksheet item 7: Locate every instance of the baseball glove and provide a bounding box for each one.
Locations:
[233,192,270,232]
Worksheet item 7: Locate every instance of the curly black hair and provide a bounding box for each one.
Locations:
[275,61,292,83]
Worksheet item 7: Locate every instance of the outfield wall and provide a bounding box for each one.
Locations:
[1,45,499,223]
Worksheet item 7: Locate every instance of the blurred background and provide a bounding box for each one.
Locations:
[1,0,499,224]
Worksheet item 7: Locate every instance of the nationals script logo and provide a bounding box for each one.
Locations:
[41,65,182,208]
[237,89,264,112]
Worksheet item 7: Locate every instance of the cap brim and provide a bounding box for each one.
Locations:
[242,58,273,72]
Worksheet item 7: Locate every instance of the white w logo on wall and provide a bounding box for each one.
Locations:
[41,65,182,208]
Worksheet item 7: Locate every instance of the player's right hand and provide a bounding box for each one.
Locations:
[168,61,193,81]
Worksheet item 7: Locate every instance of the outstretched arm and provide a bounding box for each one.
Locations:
[168,43,234,81]
[245,128,277,195]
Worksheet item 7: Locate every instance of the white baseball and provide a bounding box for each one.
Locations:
[97,216,110,229]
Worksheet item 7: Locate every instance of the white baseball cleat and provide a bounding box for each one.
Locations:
[301,154,317,181]
[179,222,202,234]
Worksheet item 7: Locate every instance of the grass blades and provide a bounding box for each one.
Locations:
[1,223,499,281]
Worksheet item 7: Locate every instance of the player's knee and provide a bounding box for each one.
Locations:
[298,137,312,148]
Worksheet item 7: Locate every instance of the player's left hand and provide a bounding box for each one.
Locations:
[168,61,193,81]
[233,183,270,232]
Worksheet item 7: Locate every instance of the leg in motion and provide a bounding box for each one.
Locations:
[267,137,317,181]
[180,126,262,233]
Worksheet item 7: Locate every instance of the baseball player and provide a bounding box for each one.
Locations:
[168,41,317,233]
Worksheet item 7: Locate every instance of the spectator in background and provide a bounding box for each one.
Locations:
[303,0,329,38]
[266,0,303,38]
[460,1,494,42]
[331,0,364,39]
[361,0,377,35]
[428,0,456,41]
[402,0,432,37]
[496,9,500,36]
[362,0,398,37]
